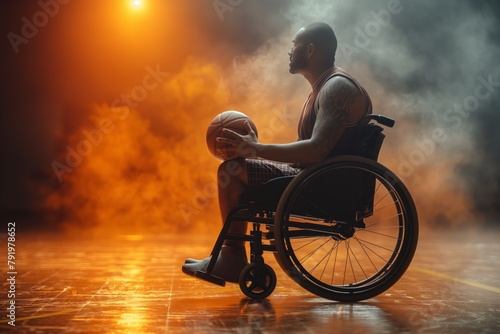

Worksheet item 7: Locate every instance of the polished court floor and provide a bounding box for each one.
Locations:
[0,228,499,333]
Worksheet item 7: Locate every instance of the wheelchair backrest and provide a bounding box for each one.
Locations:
[356,123,386,161]
[357,114,394,160]
[350,121,389,220]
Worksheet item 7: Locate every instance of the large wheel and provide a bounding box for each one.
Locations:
[274,156,418,302]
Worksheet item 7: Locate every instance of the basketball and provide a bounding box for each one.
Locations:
[206,111,258,161]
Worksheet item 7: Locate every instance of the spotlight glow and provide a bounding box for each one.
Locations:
[131,0,142,9]
[128,0,146,13]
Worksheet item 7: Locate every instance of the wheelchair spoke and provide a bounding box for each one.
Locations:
[364,212,403,229]
[298,237,331,264]
[319,241,336,281]
[371,200,399,215]
[352,237,396,261]
[353,235,380,272]
[372,183,393,207]
[308,238,340,277]
[292,236,322,252]
[330,240,340,285]
[355,237,399,270]
[348,239,368,281]
[343,240,353,285]
[284,214,403,287]
[361,228,400,240]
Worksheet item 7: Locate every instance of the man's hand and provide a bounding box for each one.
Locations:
[216,121,260,159]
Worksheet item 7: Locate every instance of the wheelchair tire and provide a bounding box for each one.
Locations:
[239,263,277,300]
[273,156,418,302]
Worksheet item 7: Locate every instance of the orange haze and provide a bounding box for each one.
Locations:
[39,1,480,236]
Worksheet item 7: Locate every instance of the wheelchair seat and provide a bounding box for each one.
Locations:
[243,176,294,211]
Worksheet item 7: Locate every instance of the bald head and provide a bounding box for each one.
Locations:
[296,22,337,66]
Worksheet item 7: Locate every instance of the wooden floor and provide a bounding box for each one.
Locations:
[1,228,499,333]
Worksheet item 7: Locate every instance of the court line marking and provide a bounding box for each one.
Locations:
[413,267,500,294]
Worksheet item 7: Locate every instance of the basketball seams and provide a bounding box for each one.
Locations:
[206,111,258,160]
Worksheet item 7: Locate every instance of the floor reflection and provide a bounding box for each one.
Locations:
[170,295,418,333]
[0,229,498,333]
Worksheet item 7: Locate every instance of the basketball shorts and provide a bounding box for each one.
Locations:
[246,159,302,190]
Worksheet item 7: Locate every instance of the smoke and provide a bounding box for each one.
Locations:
[39,0,300,235]
[281,0,500,227]
[2,1,499,233]
[44,1,500,231]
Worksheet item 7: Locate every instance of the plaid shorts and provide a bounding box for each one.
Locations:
[246,159,302,190]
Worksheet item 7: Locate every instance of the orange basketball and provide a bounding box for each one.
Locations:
[206,111,258,161]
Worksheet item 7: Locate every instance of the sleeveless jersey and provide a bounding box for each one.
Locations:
[297,67,372,157]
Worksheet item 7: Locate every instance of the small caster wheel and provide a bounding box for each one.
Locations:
[239,263,277,300]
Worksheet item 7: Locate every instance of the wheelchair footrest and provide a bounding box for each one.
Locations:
[194,271,226,287]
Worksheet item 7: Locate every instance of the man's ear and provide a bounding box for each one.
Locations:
[306,43,315,58]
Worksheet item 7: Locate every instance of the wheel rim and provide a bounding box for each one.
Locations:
[275,159,417,298]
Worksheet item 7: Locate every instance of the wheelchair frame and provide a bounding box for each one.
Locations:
[194,115,419,302]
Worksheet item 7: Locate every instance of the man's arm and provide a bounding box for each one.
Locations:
[219,76,362,163]
[306,76,361,159]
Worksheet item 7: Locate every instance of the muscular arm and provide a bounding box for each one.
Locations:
[307,76,358,159]
[219,76,364,163]
[254,77,361,163]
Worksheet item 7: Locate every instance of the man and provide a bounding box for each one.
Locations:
[182,22,372,283]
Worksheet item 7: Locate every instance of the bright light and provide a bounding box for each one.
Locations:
[131,0,142,9]
[128,0,146,13]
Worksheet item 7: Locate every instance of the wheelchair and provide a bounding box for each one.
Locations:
[194,114,419,302]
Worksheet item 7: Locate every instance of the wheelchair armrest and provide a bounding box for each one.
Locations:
[364,114,395,128]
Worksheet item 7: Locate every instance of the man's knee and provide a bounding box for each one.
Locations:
[218,158,246,188]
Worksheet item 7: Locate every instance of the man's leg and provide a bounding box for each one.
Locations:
[182,158,300,282]
[217,158,248,248]
[181,158,249,282]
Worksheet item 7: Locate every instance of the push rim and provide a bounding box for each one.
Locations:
[274,157,418,301]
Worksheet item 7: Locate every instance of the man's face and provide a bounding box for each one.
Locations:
[288,29,308,74]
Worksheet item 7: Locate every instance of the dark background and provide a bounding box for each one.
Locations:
[1,0,499,233]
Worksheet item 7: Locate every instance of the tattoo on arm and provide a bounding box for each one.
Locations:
[320,78,360,122]
[313,78,361,155]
